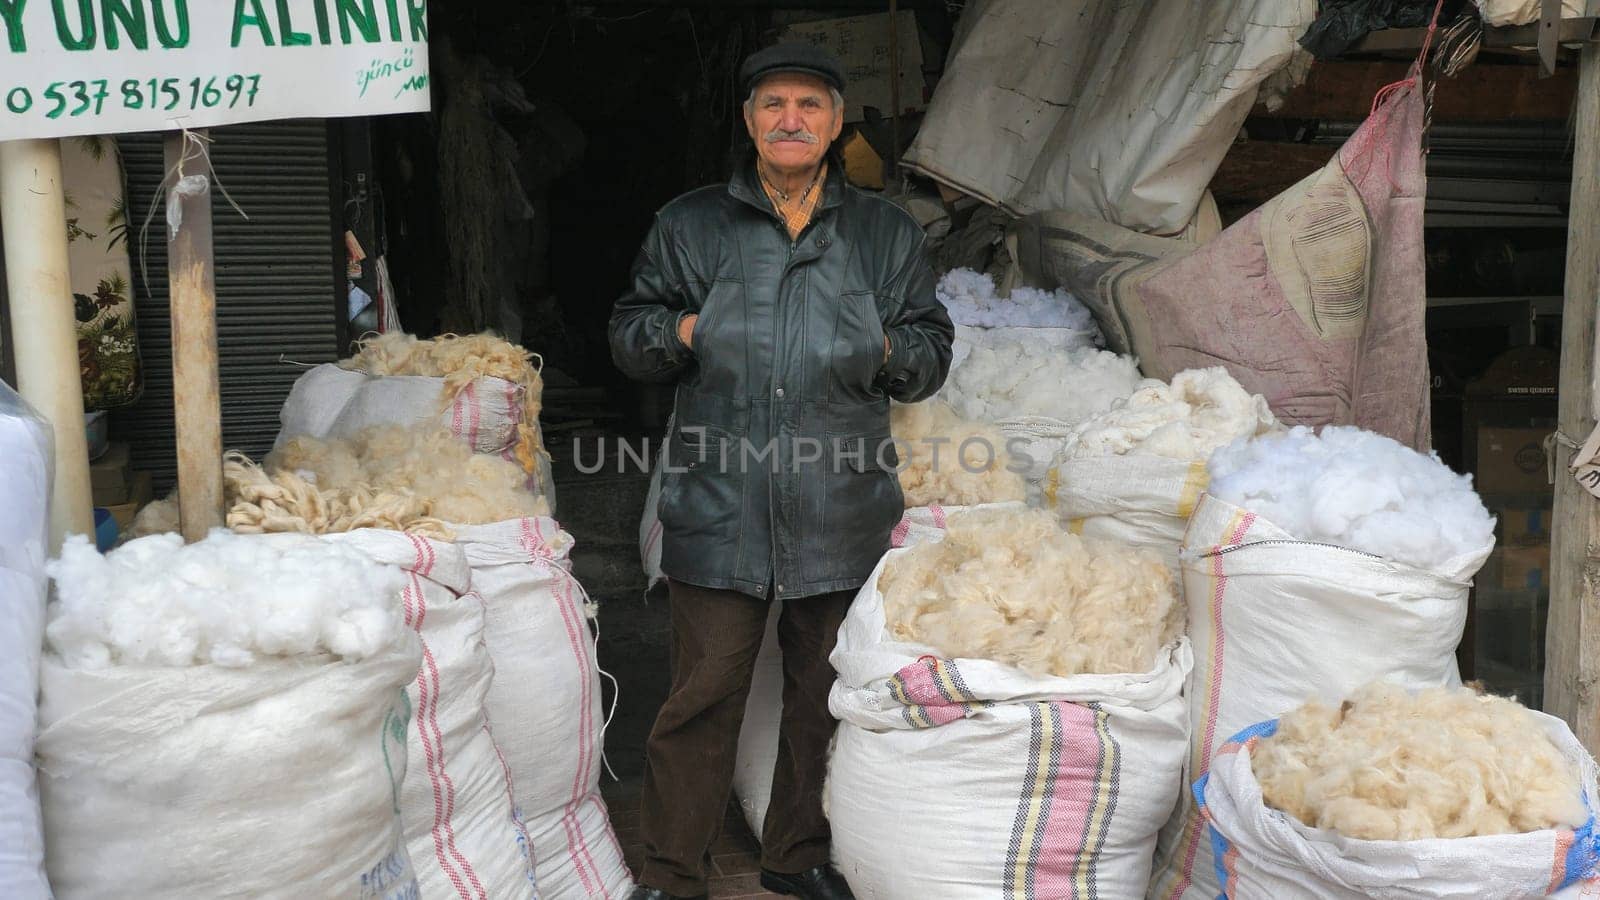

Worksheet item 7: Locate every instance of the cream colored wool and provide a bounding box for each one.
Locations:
[879,506,1178,677]
[890,400,1026,508]
[1255,681,1588,841]
[341,331,548,475]
[1061,366,1278,460]
[270,424,550,526]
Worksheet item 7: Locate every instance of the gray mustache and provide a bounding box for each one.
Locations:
[764,129,819,144]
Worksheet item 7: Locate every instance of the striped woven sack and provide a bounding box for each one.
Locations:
[828,552,1193,899]
[1043,456,1210,574]
[330,530,540,900]
[1148,493,1489,900]
[1194,717,1600,899]
[454,518,632,900]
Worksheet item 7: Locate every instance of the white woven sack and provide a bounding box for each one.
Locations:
[0,385,51,900]
[454,518,632,899]
[828,553,1192,899]
[639,411,673,587]
[276,363,555,508]
[732,604,784,837]
[1148,493,1490,900]
[36,629,423,899]
[331,530,539,899]
[1045,456,1209,572]
[1195,713,1600,900]
[891,502,1028,549]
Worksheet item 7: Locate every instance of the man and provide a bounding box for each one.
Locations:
[609,42,954,900]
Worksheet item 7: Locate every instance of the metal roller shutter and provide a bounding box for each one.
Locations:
[112,121,341,493]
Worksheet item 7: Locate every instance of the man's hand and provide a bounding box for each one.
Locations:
[678,313,698,350]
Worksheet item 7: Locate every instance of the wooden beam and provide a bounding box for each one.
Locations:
[1210,142,1339,209]
[1256,61,1576,120]
[1544,41,1600,749]
[164,132,225,542]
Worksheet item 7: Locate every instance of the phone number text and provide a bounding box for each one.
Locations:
[3,75,264,119]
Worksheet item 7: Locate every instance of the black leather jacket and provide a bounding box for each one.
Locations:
[609,158,954,600]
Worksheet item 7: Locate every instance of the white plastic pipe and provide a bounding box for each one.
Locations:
[1,138,95,552]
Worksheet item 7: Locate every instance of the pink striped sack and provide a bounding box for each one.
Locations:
[1148,494,1488,900]
[329,530,540,899]
[454,518,632,899]
[827,553,1192,899]
[276,364,555,507]
[890,502,1027,549]
[1194,716,1600,900]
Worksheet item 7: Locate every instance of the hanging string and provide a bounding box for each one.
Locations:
[135,127,251,300]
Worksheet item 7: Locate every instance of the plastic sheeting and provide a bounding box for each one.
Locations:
[902,0,1316,235]
[1016,81,1433,450]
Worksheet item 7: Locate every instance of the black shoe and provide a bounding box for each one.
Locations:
[628,887,706,900]
[759,864,855,900]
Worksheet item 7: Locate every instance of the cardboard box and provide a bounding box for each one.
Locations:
[1477,427,1553,496]
[1501,506,1551,546]
[103,471,153,531]
[91,442,132,506]
[1496,542,1550,591]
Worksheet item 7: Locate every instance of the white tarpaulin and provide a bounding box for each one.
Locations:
[902,0,1316,235]
[1474,0,1589,27]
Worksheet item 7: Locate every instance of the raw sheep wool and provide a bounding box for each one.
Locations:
[1060,366,1279,460]
[44,530,407,669]
[1253,681,1588,841]
[936,266,1101,334]
[340,331,548,475]
[890,399,1026,507]
[941,339,1143,428]
[1206,425,1497,575]
[879,505,1178,677]
[269,424,551,526]
[224,453,451,538]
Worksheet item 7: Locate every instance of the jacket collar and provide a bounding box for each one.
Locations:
[728,149,846,218]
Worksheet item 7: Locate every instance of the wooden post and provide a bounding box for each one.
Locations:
[163,131,224,542]
[1544,41,1600,749]
[0,139,96,552]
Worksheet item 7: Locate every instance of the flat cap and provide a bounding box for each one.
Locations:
[739,42,846,96]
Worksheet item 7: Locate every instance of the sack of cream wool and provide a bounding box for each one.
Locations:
[37,530,423,899]
[732,409,1026,838]
[453,517,632,899]
[1195,682,1600,900]
[328,529,540,899]
[277,332,556,511]
[0,384,52,900]
[1046,367,1278,572]
[828,506,1191,898]
[1148,425,1497,900]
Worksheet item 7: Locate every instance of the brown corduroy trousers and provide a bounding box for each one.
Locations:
[637,579,852,897]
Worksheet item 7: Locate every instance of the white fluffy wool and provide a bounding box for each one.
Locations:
[269,424,550,526]
[45,530,406,669]
[890,400,1026,508]
[880,506,1178,677]
[1061,367,1279,460]
[941,340,1143,427]
[936,267,1102,334]
[1254,682,1588,841]
[1207,425,1496,574]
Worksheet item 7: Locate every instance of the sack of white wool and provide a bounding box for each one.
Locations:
[936,335,1143,499]
[1149,425,1497,900]
[1046,367,1278,571]
[277,332,556,510]
[327,529,540,899]
[827,506,1191,898]
[452,517,632,899]
[0,384,51,899]
[1195,682,1600,899]
[936,267,1104,371]
[37,530,423,899]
